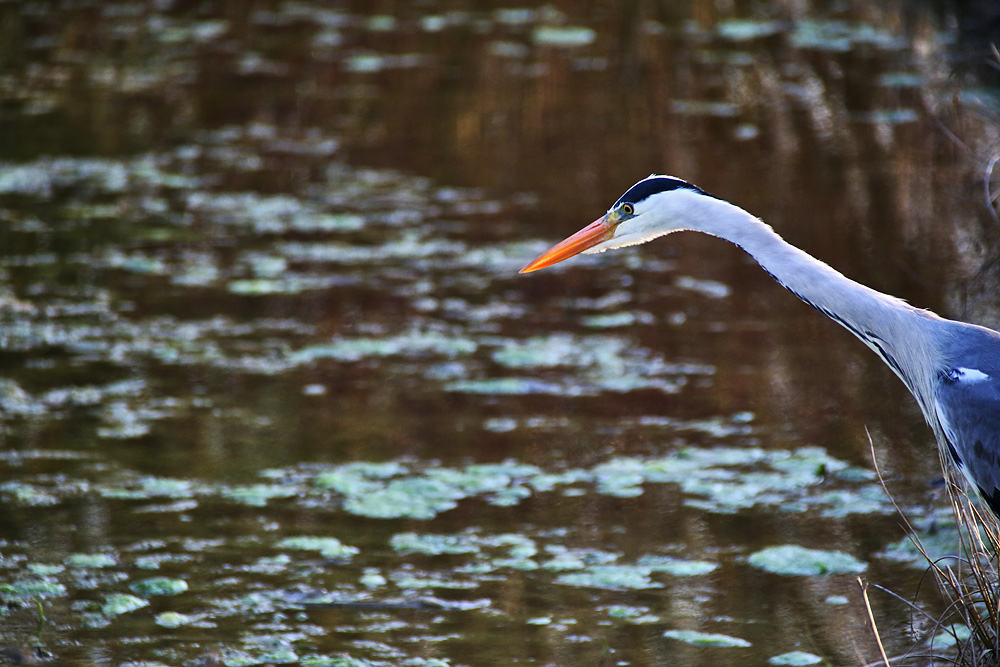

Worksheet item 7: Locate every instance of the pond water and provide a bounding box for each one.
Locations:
[1,2,999,666]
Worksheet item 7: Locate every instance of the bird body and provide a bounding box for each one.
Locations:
[521,175,1000,517]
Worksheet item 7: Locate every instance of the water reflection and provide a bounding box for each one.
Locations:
[0,1,997,666]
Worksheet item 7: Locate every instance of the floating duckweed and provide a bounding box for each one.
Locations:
[592,458,647,497]
[663,629,751,648]
[494,8,537,25]
[390,532,483,556]
[491,334,585,368]
[67,553,118,569]
[581,311,654,328]
[359,569,387,589]
[320,461,545,520]
[155,611,193,628]
[931,624,972,649]
[223,483,299,507]
[483,417,518,432]
[556,565,658,591]
[833,466,877,482]
[306,445,883,520]
[294,331,476,364]
[277,536,360,559]
[542,546,619,572]
[390,571,478,590]
[675,275,732,298]
[532,26,596,47]
[299,656,377,667]
[444,377,567,395]
[130,577,188,596]
[769,651,824,665]
[790,20,905,52]
[246,554,292,574]
[603,605,660,623]
[0,579,68,600]
[219,648,260,667]
[103,593,149,616]
[342,477,464,520]
[135,477,197,498]
[227,275,352,295]
[551,551,717,591]
[315,461,408,488]
[0,482,59,506]
[878,509,970,567]
[748,545,867,576]
[637,555,717,576]
[135,553,196,570]
[716,19,786,41]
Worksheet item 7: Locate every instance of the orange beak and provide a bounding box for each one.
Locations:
[519,215,618,274]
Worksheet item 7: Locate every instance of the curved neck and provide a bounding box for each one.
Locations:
[689,198,941,405]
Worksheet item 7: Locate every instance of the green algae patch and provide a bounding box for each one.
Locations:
[748,545,867,576]
[550,549,716,591]
[103,593,149,616]
[603,605,660,624]
[664,629,751,647]
[0,578,67,600]
[66,553,119,569]
[717,19,786,41]
[637,555,718,576]
[445,377,567,395]
[0,481,60,506]
[474,334,712,397]
[342,476,465,519]
[130,577,188,596]
[155,611,194,628]
[390,532,483,556]
[223,483,300,507]
[532,25,596,47]
[930,623,972,650]
[769,651,823,665]
[27,563,65,576]
[277,536,360,559]
[556,565,661,590]
[306,445,885,521]
[878,509,968,567]
[295,331,476,364]
[790,20,905,52]
[317,460,543,520]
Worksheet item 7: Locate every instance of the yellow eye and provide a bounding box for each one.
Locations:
[621,203,634,216]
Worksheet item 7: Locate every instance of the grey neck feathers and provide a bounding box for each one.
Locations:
[689,197,942,413]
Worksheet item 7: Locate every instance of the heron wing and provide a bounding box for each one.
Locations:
[934,367,1000,515]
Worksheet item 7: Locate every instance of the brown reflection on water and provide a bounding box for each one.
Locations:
[1,1,999,666]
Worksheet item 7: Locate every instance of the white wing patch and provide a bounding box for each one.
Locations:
[954,367,991,383]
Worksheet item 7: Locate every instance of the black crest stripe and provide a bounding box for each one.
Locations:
[613,176,712,207]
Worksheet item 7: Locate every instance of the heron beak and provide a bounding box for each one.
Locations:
[519,214,618,274]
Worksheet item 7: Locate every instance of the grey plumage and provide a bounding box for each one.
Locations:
[932,323,1000,514]
[522,174,1000,519]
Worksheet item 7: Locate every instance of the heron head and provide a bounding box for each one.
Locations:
[519,175,712,273]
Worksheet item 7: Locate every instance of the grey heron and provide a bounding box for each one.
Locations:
[521,174,1000,518]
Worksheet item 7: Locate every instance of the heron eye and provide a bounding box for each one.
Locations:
[621,203,634,216]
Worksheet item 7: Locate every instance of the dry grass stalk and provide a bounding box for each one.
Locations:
[868,430,1000,666]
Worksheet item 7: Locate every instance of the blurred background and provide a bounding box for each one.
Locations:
[1,1,1000,666]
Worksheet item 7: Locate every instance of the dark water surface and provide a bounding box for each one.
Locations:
[2,2,999,666]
